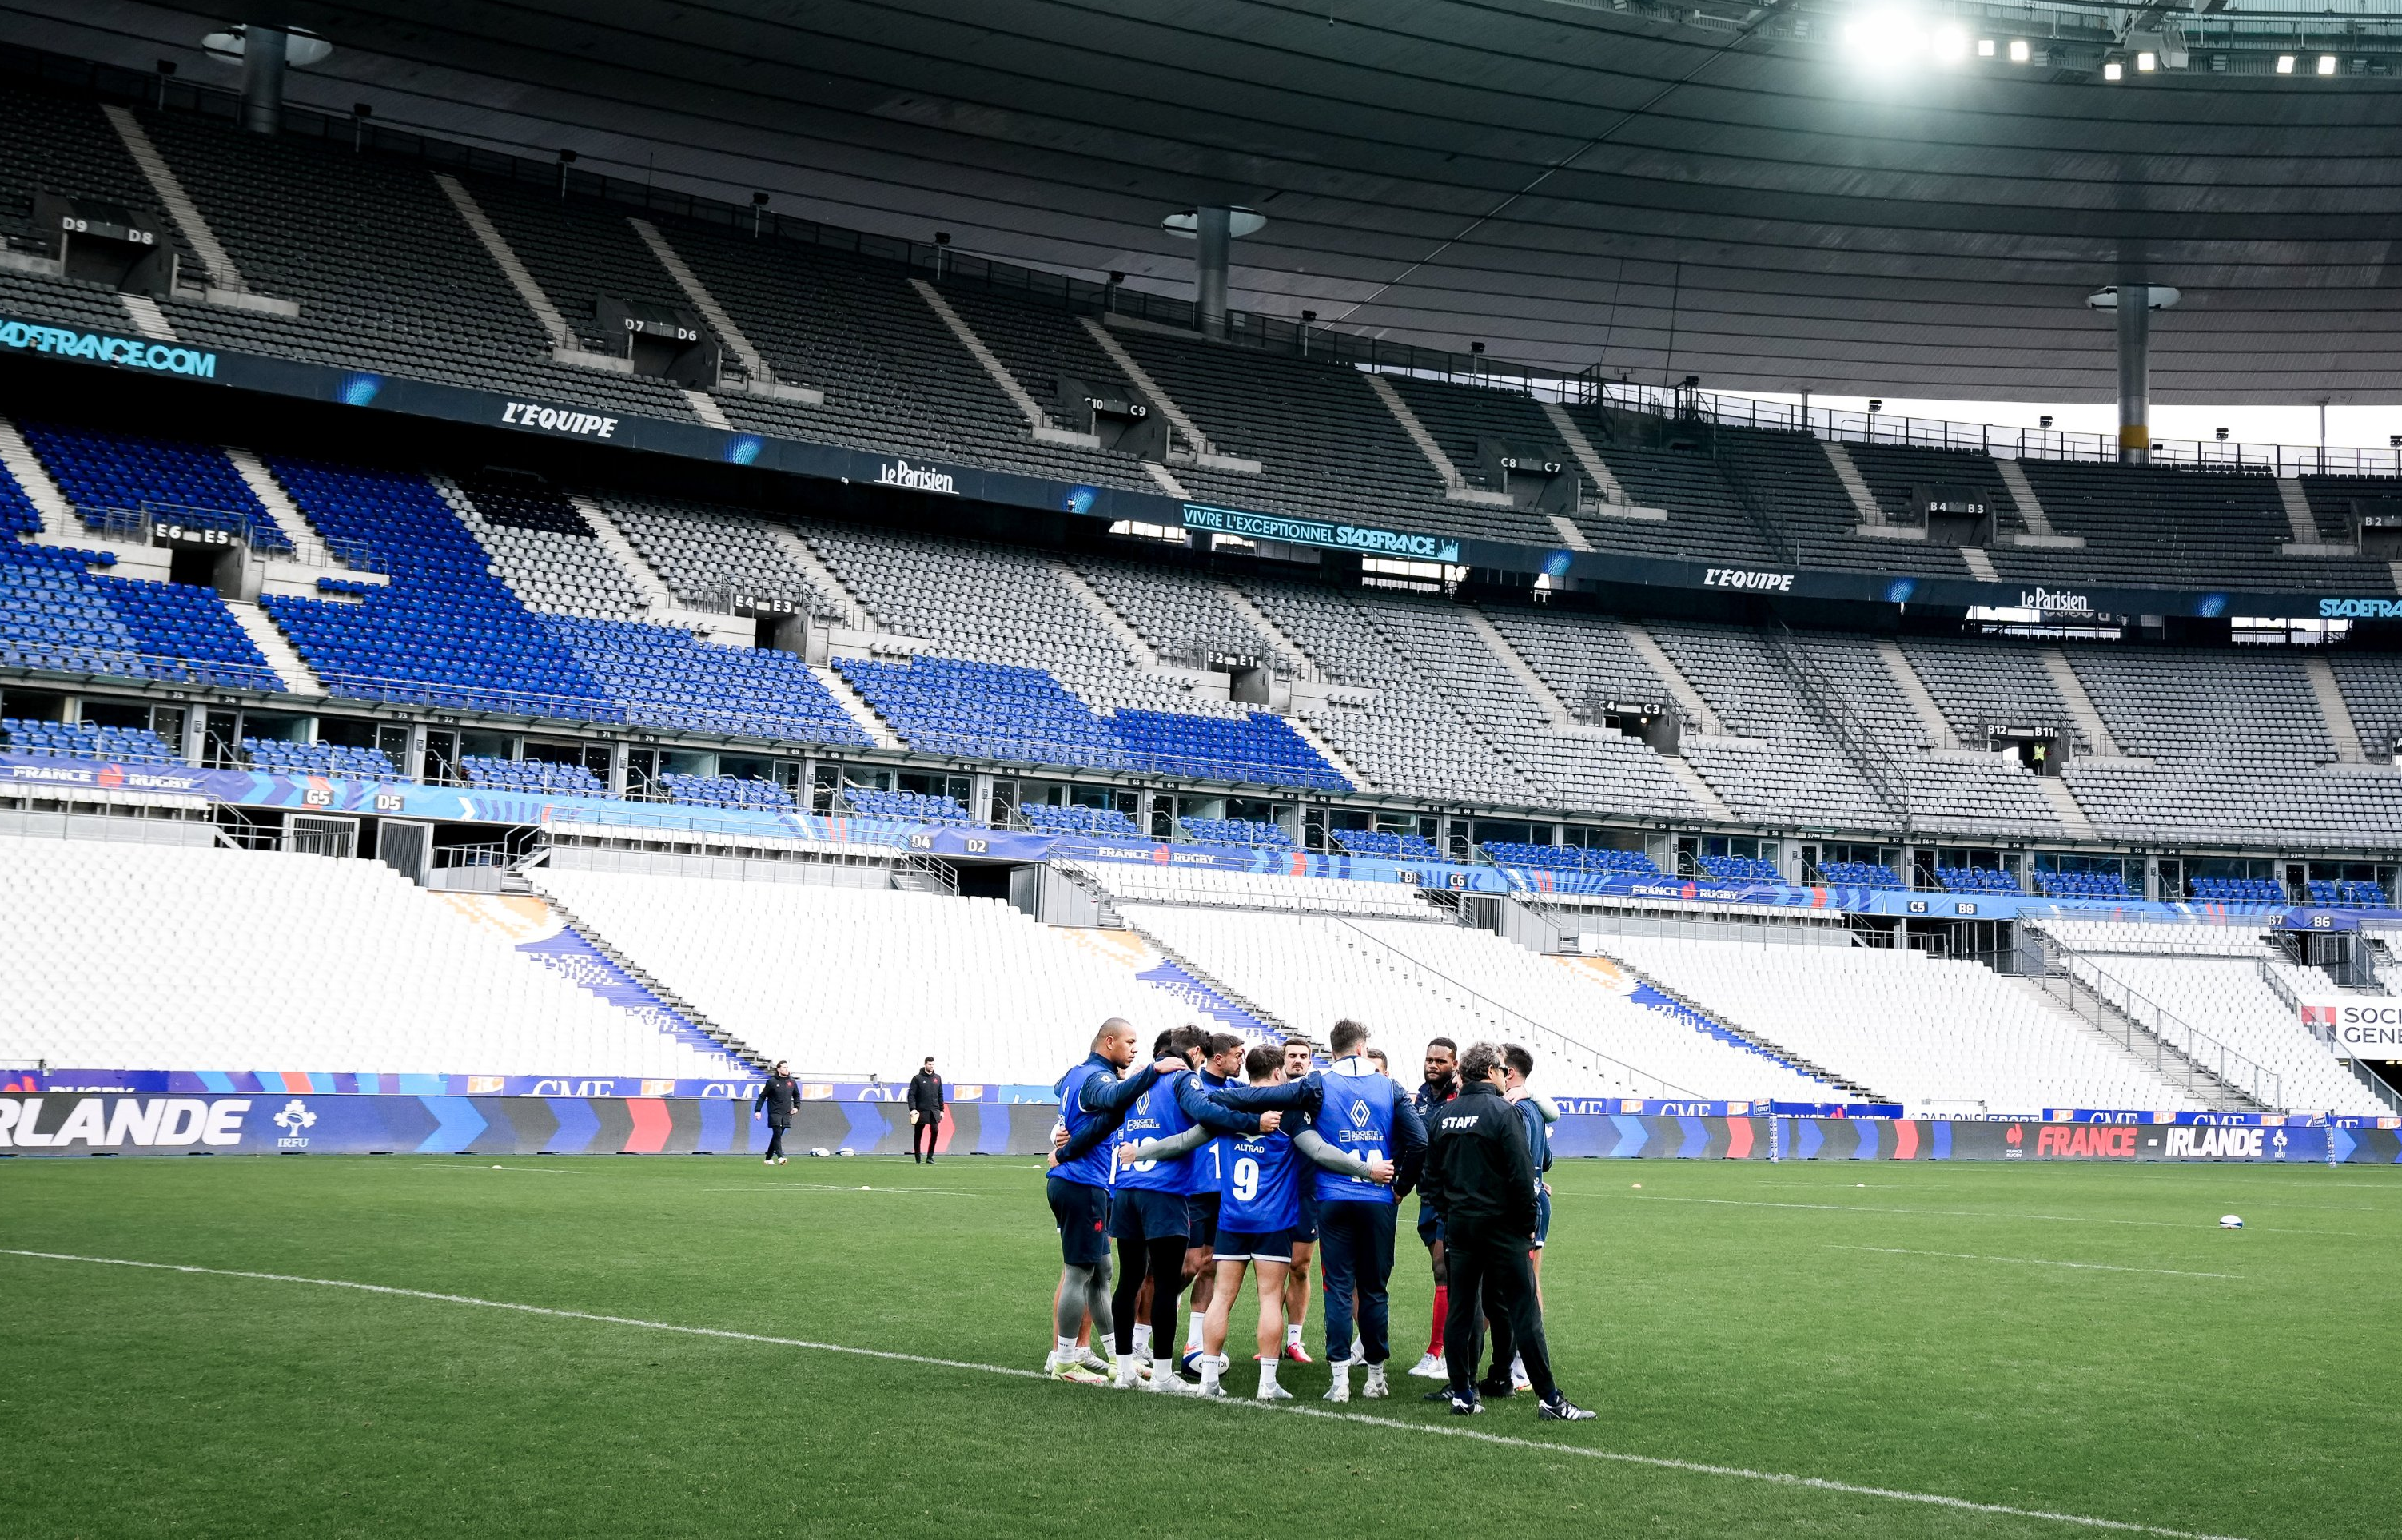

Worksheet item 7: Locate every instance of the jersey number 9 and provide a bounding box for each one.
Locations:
[1231,1156,1260,1202]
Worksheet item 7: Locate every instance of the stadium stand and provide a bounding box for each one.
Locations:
[1817,859,1906,890]
[529,868,1201,1082]
[1331,828,1440,862]
[1937,866,2026,895]
[1178,816,1292,847]
[1068,862,1437,918]
[2030,918,2392,1115]
[0,837,743,1078]
[3,716,180,762]
[460,755,607,797]
[1698,855,1779,883]
[663,773,795,811]
[1018,802,1145,838]
[840,787,968,822]
[238,736,395,778]
[1591,929,2206,1113]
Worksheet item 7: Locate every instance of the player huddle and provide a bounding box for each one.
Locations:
[1042,1017,1592,1420]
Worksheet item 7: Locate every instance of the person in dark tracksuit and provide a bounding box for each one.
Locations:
[907,1057,946,1163]
[1420,1041,1594,1422]
[753,1060,800,1165]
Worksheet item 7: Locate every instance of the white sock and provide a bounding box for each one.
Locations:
[1285,1323,1303,1347]
[1116,1353,1138,1385]
[1512,1353,1528,1380]
[1199,1355,1221,1391]
[1152,1355,1177,1383]
[1133,1323,1153,1359]
[1187,1311,1206,1351]
[1054,1335,1078,1363]
[1258,1357,1281,1391]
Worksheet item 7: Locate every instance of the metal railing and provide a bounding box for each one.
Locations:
[2027,933,2283,1109]
[1327,917,1711,1100]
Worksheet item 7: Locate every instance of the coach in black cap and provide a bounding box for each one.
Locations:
[1420,1042,1593,1422]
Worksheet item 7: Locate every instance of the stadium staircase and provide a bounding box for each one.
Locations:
[1094,889,1300,1042]
[1328,917,1716,1100]
[530,872,772,1072]
[1567,934,1885,1101]
[2019,932,2273,1111]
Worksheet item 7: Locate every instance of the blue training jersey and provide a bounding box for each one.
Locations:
[1188,1072,1232,1196]
[1517,1096,1552,1175]
[1055,1060,1121,1188]
[1314,1059,1399,1204]
[1220,1127,1301,1232]
[1115,1072,1201,1194]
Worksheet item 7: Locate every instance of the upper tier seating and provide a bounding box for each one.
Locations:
[532,868,1197,1082]
[661,773,795,811]
[238,737,396,778]
[842,787,969,823]
[543,614,869,746]
[4,74,2402,602]
[2,717,179,762]
[0,837,742,1078]
[0,538,280,689]
[1179,817,1292,847]
[22,421,291,551]
[460,755,607,797]
[1818,860,1905,889]
[1594,931,2204,1113]
[257,458,617,716]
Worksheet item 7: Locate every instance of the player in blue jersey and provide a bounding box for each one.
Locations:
[1105,1025,1276,1392]
[1279,1036,1319,1364]
[1042,1017,1187,1385]
[1176,1032,1249,1372]
[1121,1042,1390,1399]
[1213,1019,1427,1403]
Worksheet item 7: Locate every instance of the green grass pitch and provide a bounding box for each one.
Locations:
[4,1152,2395,1539]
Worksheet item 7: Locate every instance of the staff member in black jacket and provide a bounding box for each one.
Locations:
[907,1057,946,1164]
[753,1061,800,1166]
[1421,1042,1595,1422]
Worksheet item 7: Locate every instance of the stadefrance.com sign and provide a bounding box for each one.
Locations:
[1181,503,1461,563]
[0,319,218,377]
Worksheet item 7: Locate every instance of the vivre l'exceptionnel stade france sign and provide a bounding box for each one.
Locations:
[1181,503,1462,563]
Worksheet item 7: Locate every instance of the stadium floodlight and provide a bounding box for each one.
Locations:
[2104,59,2123,81]
[2136,50,2157,71]
[2008,38,2030,62]
[1977,37,1995,56]
[2319,54,2338,74]
[1932,26,1969,62]
[1840,10,1929,72]
[2277,54,2296,74]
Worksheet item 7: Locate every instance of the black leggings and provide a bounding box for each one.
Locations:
[1111,1235,1189,1358]
[763,1123,787,1160]
[912,1118,939,1160]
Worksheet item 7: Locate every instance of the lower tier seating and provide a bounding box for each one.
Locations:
[0,837,740,1078]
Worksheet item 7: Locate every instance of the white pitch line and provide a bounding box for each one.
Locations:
[0,1248,2244,1540]
[414,1164,590,1175]
[1833,1245,2239,1280]
[698,1184,987,1196]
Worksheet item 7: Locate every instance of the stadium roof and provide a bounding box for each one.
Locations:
[30,0,2402,403]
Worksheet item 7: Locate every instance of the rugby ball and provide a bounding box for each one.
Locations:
[2219,1214,2243,1229]
[807,1147,831,1158]
[836,1147,855,1157]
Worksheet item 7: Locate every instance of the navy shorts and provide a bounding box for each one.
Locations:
[1416,1203,1444,1251]
[1185,1191,1221,1248]
[1534,1187,1552,1249]
[1213,1227,1294,1263]
[1047,1175,1111,1267]
[1292,1187,1319,1245]
[1108,1186,1190,1243]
